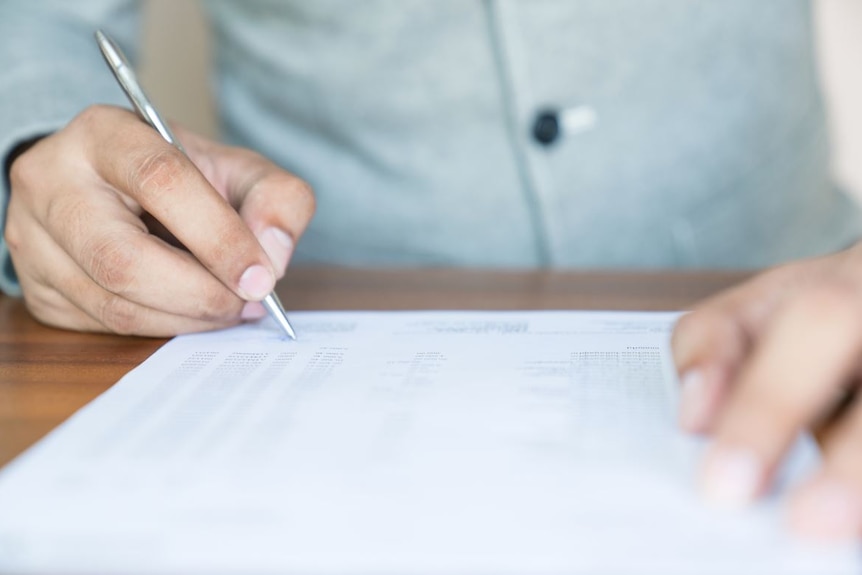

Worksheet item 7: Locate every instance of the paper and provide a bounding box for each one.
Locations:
[0,311,857,574]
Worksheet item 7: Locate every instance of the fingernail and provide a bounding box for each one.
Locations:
[680,370,709,431]
[241,301,267,320]
[238,264,274,301]
[702,447,763,508]
[791,479,862,540]
[258,227,293,276]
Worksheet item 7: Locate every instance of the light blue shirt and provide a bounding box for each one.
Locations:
[0,0,859,296]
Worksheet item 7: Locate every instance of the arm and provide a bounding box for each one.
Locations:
[0,0,140,295]
[1,1,316,336]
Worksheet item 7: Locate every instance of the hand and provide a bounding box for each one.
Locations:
[672,244,862,540]
[5,105,315,336]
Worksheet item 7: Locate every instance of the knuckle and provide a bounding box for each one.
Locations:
[72,104,118,130]
[45,193,80,234]
[291,177,316,216]
[74,104,101,125]
[128,148,188,201]
[84,234,138,294]
[77,103,112,120]
[98,294,142,335]
[69,105,112,139]
[258,173,316,220]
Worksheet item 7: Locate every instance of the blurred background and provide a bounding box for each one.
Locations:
[138,0,862,201]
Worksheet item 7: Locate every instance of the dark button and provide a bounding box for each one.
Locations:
[532,109,560,146]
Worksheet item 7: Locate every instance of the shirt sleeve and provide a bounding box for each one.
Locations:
[0,0,141,296]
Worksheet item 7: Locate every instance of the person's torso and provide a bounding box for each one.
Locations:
[206,0,861,268]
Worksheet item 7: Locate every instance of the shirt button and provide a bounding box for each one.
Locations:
[532,109,560,146]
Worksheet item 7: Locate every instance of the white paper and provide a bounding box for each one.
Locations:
[0,311,857,574]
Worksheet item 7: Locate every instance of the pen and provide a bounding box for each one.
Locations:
[95,29,297,340]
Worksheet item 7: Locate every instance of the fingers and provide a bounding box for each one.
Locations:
[42,185,245,321]
[179,129,316,278]
[701,282,862,508]
[673,250,862,540]
[76,106,277,302]
[7,104,300,336]
[237,173,314,278]
[790,397,862,540]
[13,214,255,336]
[16,270,106,334]
[672,267,798,433]
[672,308,749,433]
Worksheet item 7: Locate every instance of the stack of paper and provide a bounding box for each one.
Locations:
[0,311,856,573]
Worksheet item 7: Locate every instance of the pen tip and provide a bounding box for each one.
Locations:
[261,293,297,341]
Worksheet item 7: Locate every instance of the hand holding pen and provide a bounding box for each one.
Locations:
[3,31,314,337]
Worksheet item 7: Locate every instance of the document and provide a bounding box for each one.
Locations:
[0,311,857,574]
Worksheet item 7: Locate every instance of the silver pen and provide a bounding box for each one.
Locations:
[95,29,297,340]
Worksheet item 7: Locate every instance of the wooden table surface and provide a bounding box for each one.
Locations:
[0,267,752,469]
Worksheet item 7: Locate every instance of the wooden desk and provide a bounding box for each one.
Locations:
[0,267,751,469]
